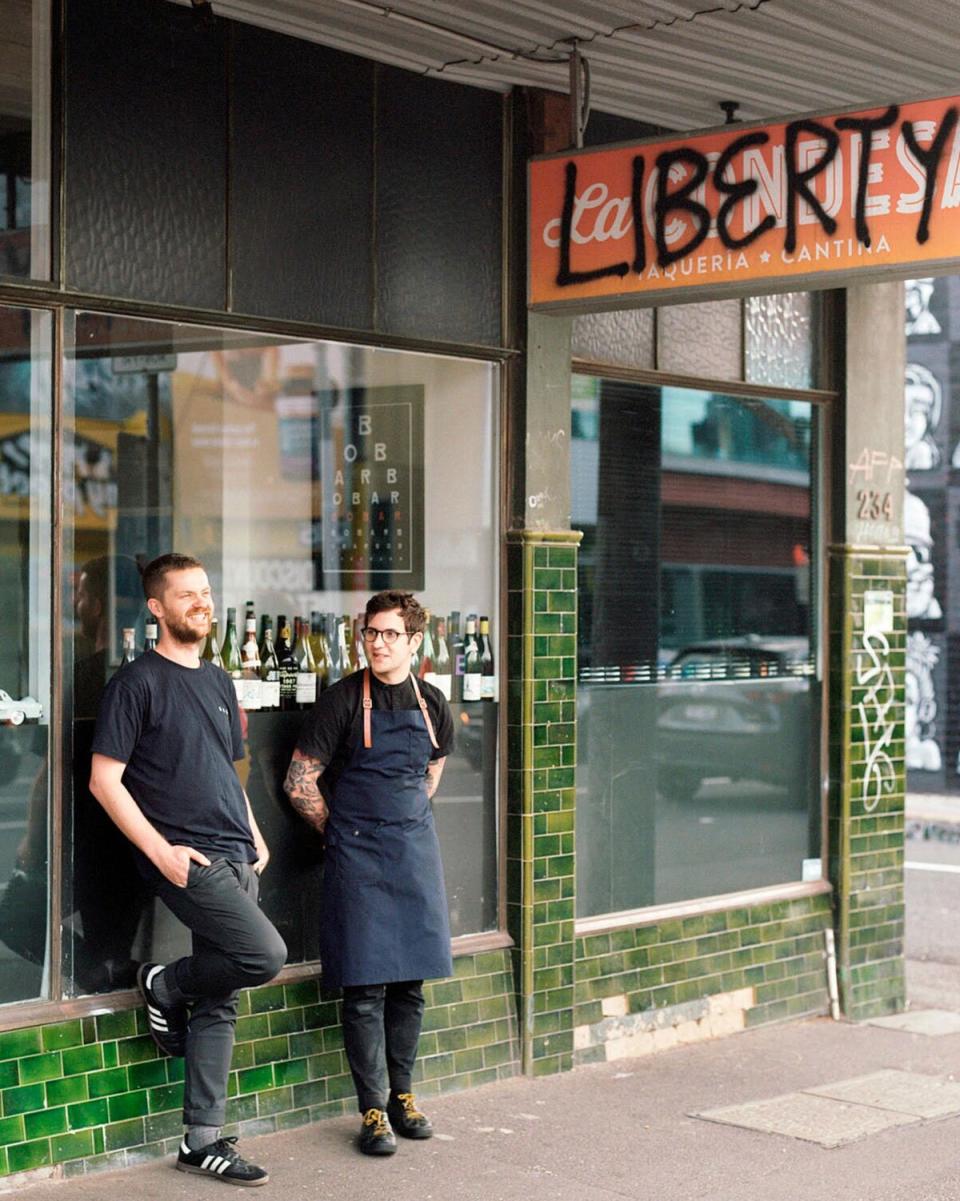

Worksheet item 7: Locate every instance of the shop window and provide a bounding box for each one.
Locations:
[0,305,52,1002]
[0,0,50,280]
[62,314,499,997]
[572,374,821,917]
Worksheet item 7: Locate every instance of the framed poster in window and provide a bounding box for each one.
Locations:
[315,384,425,591]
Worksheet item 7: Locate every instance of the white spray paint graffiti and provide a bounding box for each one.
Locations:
[856,628,897,813]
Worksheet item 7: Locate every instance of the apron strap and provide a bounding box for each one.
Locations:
[362,669,440,751]
[411,674,440,751]
[362,669,373,748]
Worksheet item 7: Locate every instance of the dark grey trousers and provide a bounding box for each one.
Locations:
[341,981,425,1112]
[145,858,287,1126]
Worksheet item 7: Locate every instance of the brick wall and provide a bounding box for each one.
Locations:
[0,950,519,1179]
[506,531,580,1076]
[573,894,832,1066]
[829,548,907,1019]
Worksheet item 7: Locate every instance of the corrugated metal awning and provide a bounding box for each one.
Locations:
[174,0,960,130]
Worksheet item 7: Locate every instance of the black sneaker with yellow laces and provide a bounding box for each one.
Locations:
[387,1092,434,1139]
[358,1107,397,1155]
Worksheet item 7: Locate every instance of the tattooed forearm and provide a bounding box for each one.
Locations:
[284,758,322,799]
[283,752,328,832]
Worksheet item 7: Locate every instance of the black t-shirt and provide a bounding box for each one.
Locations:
[91,651,255,863]
[297,669,454,796]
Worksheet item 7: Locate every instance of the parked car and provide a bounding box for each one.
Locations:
[0,692,42,727]
[656,637,814,802]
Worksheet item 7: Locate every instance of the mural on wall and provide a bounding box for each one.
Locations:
[903,275,957,791]
[907,631,942,772]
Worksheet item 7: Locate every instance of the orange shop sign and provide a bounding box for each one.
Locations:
[528,95,960,310]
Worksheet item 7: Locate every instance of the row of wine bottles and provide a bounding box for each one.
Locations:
[121,604,497,711]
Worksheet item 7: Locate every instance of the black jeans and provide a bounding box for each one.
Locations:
[342,981,425,1112]
[145,858,287,1126]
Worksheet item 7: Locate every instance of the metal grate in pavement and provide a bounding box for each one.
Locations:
[693,1090,920,1148]
[864,1010,960,1036]
[805,1069,960,1119]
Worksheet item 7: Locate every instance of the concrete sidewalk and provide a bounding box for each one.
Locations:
[6,1010,960,1201]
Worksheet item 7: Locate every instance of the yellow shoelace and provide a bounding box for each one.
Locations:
[363,1108,390,1135]
[395,1093,425,1119]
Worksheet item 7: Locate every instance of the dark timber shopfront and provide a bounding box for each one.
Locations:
[0,0,939,1180]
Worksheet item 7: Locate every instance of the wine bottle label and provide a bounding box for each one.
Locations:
[232,679,246,705]
[240,679,262,710]
[454,653,465,676]
[463,672,482,701]
[424,671,452,700]
[260,679,281,709]
[279,667,299,703]
[296,672,317,704]
[481,674,496,701]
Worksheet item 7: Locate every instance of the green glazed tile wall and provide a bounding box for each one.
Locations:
[828,549,907,1020]
[0,950,519,1179]
[506,532,580,1077]
[574,892,832,1064]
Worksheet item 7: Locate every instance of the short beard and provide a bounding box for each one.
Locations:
[164,614,210,645]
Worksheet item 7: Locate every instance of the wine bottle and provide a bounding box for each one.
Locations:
[121,627,137,665]
[462,616,482,701]
[339,617,354,675]
[327,614,343,685]
[222,607,244,704]
[239,613,262,710]
[294,617,318,708]
[202,617,224,668]
[448,611,464,703]
[309,611,331,691]
[428,616,452,700]
[479,615,496,701]
[276,618,299,711]
[259,624,281,710]
[143,621,158,654]
[418,611,435,679]
[353,614,367,671]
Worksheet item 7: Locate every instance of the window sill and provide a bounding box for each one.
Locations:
[0,932,516,1031]
[575,878,833,939]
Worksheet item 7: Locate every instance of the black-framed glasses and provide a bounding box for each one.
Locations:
[360,627,414,645]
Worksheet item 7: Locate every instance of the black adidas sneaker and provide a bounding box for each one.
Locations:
[176,1136,269,1186]
[137,962,187,1058]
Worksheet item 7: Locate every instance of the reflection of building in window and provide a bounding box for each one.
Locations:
[905,277,941,337]
[905,491,942,620]
[904,363,942,470]
[906,632,941,771]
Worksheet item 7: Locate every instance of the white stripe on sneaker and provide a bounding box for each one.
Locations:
[216,1159,230,1174]
[145,964,165,991]
[201,1154,215,1170]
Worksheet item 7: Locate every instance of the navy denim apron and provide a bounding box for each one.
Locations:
[319,673,453,988]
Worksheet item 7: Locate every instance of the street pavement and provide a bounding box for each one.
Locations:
[4,793,960,1201]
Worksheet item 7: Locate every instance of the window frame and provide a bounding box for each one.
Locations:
[0,300,513,1031]
[570,358,836,936]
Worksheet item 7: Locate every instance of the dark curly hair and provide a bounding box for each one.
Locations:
[364,590,427,635]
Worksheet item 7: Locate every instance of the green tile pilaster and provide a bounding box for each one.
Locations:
[506,529,581,1074]
[828,546,907,1020]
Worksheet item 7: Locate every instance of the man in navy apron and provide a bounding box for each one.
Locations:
[284,591,454,1156]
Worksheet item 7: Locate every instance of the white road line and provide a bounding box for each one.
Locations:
[905,861,960,874]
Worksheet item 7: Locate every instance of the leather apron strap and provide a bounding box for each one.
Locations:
[362,668,440,751]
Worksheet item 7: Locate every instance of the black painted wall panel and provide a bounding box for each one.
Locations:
[64,0,227,309]
[376,67,502,346]
[230,28,374,328]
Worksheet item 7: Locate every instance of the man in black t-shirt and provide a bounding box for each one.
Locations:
[284,591,454,1157]
[90,554,286,1188]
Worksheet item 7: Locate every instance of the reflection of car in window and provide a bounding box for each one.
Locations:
[657,637,814,801]
[0,690,42,726]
